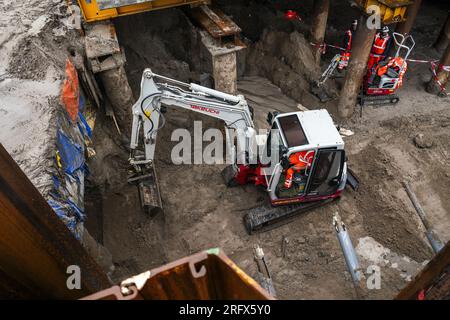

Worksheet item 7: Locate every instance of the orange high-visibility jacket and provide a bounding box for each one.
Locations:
[284,151,315,189]
[371,33,390,55]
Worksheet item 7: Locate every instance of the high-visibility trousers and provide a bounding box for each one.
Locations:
[367,54,382,73]
[284,166,306,189]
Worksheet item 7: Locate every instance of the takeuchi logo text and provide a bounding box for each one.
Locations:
[191,105,220,114]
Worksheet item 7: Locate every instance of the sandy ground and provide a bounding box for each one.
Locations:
[0,0,448,300]
[83,1,450,300]
[0,0,82,194]
[91,73,449,299]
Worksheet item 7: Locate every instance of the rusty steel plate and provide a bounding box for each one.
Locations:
[82,249,274,300]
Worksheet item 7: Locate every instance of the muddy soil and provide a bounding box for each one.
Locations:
[0,0,85,194]
[84,1,450,299]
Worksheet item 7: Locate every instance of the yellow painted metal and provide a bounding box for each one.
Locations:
[77,0,210,22]
[354,0,412,24]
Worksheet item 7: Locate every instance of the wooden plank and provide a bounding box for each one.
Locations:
[189,5,241,38]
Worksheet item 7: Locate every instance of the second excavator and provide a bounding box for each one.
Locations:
[128,69,358,234]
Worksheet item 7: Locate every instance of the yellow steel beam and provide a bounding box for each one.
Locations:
[354,0,412,24]
[77,0,210,23]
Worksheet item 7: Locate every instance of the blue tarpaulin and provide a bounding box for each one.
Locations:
[56,129,85,175]
[48,198,79,239]
[50,86,92,240]
[77,111,92,138]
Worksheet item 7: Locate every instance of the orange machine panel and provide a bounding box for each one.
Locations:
[77,0,210,22]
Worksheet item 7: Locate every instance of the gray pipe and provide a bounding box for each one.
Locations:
[403,181,444,254]
[333,213,361,284]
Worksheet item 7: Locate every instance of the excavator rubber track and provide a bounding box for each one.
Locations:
[359,94,400,107]
[244,198,337,234]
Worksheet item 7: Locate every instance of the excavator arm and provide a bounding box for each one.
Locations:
[128,69,255,214]
[130,69,255,166]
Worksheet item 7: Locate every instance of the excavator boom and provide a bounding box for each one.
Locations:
[129,69,255,214]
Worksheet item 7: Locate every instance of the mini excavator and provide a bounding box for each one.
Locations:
[128,69,358,234]
[359,32,415,106]
[312,32,415,106]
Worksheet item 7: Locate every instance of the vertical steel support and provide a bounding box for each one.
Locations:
[0,144,110,299]
[337,16,377,118]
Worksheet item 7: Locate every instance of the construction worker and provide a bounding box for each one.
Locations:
[283,150,315,189]
[340,20,358,69]
[367,26,391,73]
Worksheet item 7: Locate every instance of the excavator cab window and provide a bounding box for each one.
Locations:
[277,115,308,148]
[306,149,345,196]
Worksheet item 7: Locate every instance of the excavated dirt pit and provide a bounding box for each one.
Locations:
[84,0,450,299]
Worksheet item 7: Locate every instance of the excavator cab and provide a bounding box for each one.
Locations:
[241,109,351,234]
[265,110,347,205]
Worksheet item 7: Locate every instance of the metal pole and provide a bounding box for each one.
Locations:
[253,245,276,297]
[310,0,330,65]
[333,212,362,284]
[337,15,377,118]
[395,0,423,36]
[0,143,110,299]
[403,181,444,254]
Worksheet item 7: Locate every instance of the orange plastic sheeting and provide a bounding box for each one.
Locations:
[61,58,79,122]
